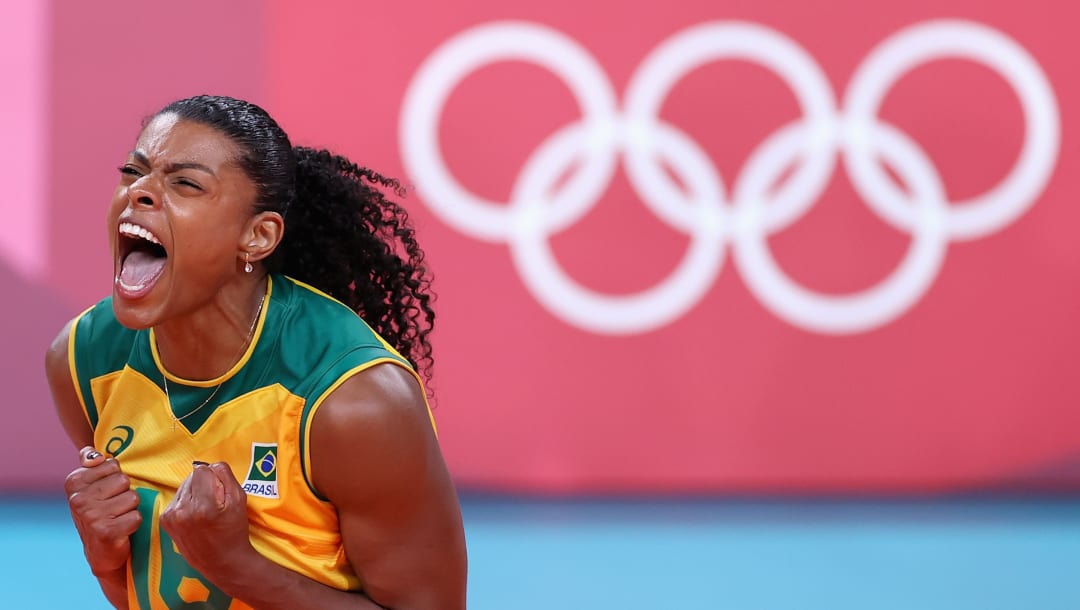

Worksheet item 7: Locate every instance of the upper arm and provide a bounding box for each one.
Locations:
[45,318,94,449]
[309,363,467,610]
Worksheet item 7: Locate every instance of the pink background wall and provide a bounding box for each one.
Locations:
[4,0,1078,494]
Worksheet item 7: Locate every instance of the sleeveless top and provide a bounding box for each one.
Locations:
[69,274,432,609]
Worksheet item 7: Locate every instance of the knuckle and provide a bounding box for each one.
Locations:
[67,491,88,511]
[101,474,129,495]
[119,511,142,534]
[86,521,110,539]
[63,470,84,494]
[122,490,141,507]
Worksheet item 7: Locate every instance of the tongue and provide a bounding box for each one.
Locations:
[120,250,167,288]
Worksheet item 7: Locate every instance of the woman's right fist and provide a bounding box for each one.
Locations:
[64,446,142,576]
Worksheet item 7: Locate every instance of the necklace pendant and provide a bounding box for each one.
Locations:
[160,288,265,434]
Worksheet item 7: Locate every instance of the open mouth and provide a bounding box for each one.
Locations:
[116,221,168,298]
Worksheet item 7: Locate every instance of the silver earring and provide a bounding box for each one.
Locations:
[244,253,253,274]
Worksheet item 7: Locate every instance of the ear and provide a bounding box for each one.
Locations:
[239,211,284,264]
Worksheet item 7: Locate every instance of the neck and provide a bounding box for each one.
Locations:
[154,274,268,381]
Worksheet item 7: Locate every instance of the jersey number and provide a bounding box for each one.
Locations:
[131,488,234,609]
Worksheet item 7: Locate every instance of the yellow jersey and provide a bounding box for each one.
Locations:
[69,274,429,609]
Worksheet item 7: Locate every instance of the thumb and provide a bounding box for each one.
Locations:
[79,446,107,467]
[209,462,245,508]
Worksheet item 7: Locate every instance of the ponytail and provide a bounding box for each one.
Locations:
[265,147,436,383]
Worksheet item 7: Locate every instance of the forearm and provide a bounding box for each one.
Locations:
[93,567,129,609]
[214,553,386,610]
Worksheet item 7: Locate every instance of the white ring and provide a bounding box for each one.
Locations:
[509,121,726,334]
[733,123,948,333]
[400,20,1060,335]
[844,19,1060,240]
[400,21,619,242]
[623,21,838,234]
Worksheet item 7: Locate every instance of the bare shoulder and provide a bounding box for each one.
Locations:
[308,362,437,498]
[311,362,432,446]
[44,318,74,377]
[45,317,94,449]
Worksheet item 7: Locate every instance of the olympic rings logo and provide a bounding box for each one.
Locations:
[400,20,1059,335]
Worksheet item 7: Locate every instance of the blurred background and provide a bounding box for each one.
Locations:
[2,0,1079,607]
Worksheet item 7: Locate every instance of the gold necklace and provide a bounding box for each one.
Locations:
[163,291,266,431]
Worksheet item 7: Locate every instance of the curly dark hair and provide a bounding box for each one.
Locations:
[156,95,436,383]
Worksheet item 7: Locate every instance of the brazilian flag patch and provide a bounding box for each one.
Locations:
[242,443,279,499]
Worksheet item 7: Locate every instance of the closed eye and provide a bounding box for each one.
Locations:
[175,178,203,191]
[118,165,142,177]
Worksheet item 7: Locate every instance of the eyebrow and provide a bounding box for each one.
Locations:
[129,150,217,177]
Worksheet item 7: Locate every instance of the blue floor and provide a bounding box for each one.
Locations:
[3,495,1079,609]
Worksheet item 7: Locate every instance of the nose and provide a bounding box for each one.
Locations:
[127,176,160,208]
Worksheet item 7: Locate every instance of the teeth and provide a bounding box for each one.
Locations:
[119,222,162,246]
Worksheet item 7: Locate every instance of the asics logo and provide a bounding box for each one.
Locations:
[106,425,134,457]
[401,20,1059,334]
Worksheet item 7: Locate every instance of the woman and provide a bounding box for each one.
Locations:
[45,95,467,609]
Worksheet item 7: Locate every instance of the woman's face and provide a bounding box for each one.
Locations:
[107,113,259,329]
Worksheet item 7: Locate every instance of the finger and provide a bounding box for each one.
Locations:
[64,459,125,495]
[110,488,142,515]
[76,491,141,535]
[110,506,143,536]
[83,497,143,536]
[80,470,134,500]
[70,485,140,519]
[167,467,196,513]
[161,472,192,534]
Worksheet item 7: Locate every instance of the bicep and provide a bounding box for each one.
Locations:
[45,319,94,449]
[309,364,467,610]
